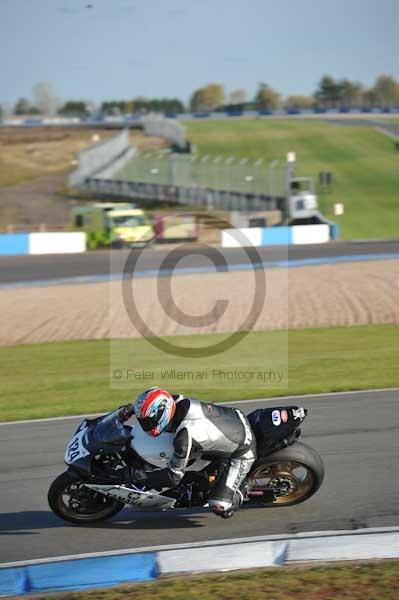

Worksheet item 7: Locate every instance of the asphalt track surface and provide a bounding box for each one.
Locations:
[1,388,398,564]
[327,118,399,138]
[1,241,399,285]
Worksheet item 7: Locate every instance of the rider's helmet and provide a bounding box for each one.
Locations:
[134,387,176,437]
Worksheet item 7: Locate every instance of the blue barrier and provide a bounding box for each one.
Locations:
[0,234,29,256]
[2,527,398,595]
[261,226,292,245]
[222,224,336,248]
[330,222,340,240]
[0,552,158,595]
[23,119,43,126]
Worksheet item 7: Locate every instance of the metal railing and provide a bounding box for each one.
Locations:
[115,152,286,199]
[68,119,188,188]
[79,177,286,213]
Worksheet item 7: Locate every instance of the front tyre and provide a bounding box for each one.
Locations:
[48,471,124,524]
[249,442,324,507]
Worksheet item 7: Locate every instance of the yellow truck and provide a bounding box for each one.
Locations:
[71,203,153,248]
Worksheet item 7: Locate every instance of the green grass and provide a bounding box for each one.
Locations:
[186,119,399,240]
[39,561,399,600]
[118,119,399,240]
[0,324,398,422]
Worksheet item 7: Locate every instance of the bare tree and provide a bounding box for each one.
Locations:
[229,89,247,105]
[32,81,59,115]
[85,100,98,115]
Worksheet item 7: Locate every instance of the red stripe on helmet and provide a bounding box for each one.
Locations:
[141,388,172,417]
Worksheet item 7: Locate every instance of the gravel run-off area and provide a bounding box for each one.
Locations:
[1,259,398,346]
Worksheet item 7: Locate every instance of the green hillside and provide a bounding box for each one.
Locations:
[186,119,399,240]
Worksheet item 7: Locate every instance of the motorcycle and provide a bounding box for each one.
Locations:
[48,404,324,524]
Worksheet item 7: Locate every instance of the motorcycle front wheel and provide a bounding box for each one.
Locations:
[48,471,124,524]
[248,441,324,507]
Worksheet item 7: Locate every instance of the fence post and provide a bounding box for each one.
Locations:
[190,155,197,186]
[269,159,279,202]
[285,152,296,218]
[200,155,210,188]
[239,158,248,193]
[225,157,235,195]
[254,159,263,206]
[169,154,176,186]
[213,155,222,190]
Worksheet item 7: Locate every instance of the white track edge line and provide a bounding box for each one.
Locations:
[1,526,399,569]
[1,387,398,426]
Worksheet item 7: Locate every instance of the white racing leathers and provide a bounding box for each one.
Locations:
[145,397,256,515]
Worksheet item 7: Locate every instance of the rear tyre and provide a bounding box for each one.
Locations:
[48,471,124,525]
[248,442,324,507]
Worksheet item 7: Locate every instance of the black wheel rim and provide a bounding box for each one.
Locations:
[57,482,118,521]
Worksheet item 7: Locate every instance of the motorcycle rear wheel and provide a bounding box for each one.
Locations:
[48,471,124,524]
[249,442,324,507]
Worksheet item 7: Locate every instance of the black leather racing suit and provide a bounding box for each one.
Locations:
[142,395,256,514]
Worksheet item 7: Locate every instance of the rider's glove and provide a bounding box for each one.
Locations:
[129,467,148,486]
[118,403,135,422]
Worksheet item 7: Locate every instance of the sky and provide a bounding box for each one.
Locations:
[1,0,398,108]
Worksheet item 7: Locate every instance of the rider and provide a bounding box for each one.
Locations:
[119,387,256,518]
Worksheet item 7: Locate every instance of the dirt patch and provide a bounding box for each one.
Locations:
[0,128,115,189]
[0,128,166,227]
[0,259,398,346]
[0,172,72,227]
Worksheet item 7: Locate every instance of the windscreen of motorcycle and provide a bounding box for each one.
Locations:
[130,425,174,467]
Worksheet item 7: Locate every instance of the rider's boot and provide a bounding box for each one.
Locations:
[209,488,243,519]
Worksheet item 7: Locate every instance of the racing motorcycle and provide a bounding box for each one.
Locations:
[48,404,324,524]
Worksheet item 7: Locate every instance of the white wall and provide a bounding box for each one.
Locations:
[291,224,330,245]
[221,228,262,248]
[69,130,130,187]
[142,115,186,149]
[29,233,86,255]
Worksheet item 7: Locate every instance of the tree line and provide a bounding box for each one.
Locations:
[189,75,399,111]
[3,74,399,118]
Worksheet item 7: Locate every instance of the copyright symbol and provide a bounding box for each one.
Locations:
[113,369,122,380]
[120,212,266,358]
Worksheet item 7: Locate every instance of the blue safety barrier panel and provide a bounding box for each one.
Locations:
[261,226,292,245]
[0,234,29,256]
[23,118,43,126]
[330,223,339,240]
[0,552,158,596]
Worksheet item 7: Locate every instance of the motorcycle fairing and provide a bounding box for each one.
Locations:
[84,483,176,510]
[64,422,90,464]
[247,405,307,455]
[64,413,132,467]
